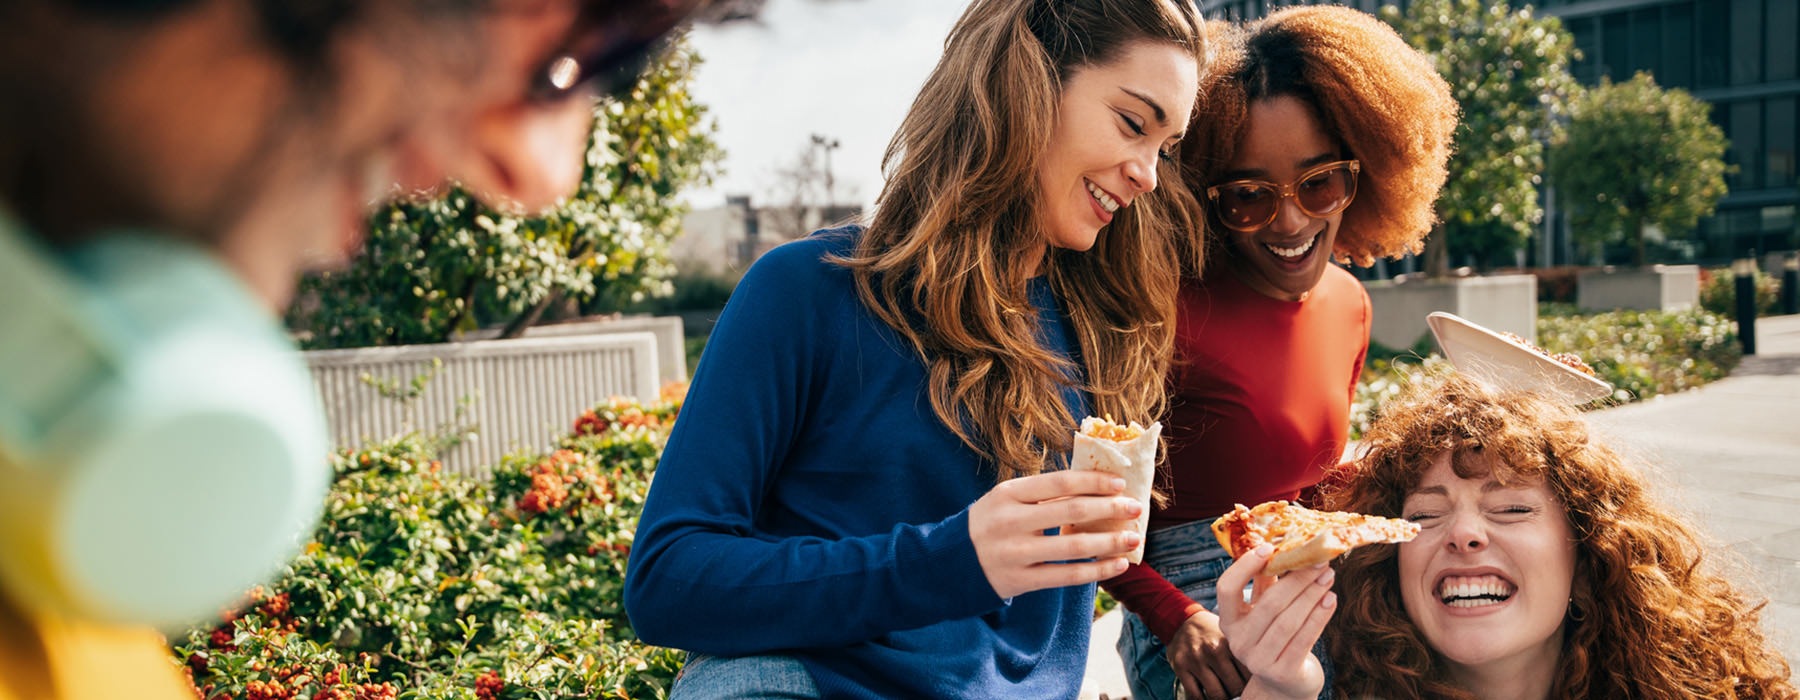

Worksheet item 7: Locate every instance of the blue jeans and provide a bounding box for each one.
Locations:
[1116,518,1234,700]
[670,653,821,699]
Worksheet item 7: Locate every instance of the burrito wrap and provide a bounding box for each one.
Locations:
[1069,417,1161,563]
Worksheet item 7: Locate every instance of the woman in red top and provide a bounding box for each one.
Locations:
[1099,7,1457,700]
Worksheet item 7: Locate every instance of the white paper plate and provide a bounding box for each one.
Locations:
[1426,312,1613,405]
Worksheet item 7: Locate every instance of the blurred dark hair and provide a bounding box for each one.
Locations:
[53,0,356,62]
[54,0,748,63]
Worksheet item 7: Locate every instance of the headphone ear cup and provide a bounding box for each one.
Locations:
[51,326,330,630]
[0,230,331,631]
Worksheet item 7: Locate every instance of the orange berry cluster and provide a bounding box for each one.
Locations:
[474,670,506,700]
[190,659,394,700]
[515,449,613,517]
[571,395,672,437]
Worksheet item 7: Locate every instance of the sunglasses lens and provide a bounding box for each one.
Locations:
[1214,184,1278,231]
[1297,166,1355,217]
[1210,163,1358,232]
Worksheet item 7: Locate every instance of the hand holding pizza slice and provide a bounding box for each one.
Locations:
[1211,501,1420,577]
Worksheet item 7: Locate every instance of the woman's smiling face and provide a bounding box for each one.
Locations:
[1033,39,1197,262]
[1398,451,1578,683]
[1216,95,1346,301]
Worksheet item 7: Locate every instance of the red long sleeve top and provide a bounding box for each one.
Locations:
[1101,265,1370,643]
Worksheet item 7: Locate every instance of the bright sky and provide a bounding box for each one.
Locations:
[682,0,970,211]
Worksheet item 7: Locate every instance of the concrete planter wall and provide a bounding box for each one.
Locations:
[1576,265,1699,312]
[305,333,660,476]
[1363,274,1538,350]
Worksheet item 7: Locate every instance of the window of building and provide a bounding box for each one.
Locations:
[1601,13,1629,83]
[1662,3,1694,90]
[1568,17,1599,86]
[1730,100,1765,191]
[1770,0,1798,82]
[1769,98,1796,190]
[1731,0,1763,86]
[1629,8,1661,79]
[1763,206,1796,235]
[1730,208,1763,237]
[1696,1,1729,89]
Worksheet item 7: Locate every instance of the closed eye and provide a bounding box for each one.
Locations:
[1405,511,1442,524]
[1119,111,1147,136]
[1492,505,1537,518]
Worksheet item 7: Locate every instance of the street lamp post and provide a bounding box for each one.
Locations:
[811,134,841,209]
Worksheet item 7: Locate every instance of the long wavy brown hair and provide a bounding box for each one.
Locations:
[834,0,1206,481]
[1179,5,1456,266]
[1324,374,1797,699]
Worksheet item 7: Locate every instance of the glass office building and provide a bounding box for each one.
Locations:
[1196,0,1800,263]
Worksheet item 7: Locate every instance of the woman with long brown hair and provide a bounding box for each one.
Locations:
[1217,372,1798,699]
[624,0,1206,696]
[1100,7,1456,699]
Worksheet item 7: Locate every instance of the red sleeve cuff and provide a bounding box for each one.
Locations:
[1101,562,1202,645]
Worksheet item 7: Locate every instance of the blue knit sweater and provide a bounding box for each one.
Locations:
[624,227,1094,698]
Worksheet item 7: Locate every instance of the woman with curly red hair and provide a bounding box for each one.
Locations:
[1100,7,1457,699]
[1218,372,1798,699]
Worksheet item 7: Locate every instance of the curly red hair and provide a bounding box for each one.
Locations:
[1322,374,1797,699]
[1179,5,1456,266]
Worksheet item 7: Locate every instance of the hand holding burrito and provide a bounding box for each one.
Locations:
[1068,416,1161,564]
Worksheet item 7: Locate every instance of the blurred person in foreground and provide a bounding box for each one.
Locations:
[0,0,721,697]
[623,0,1209,695]
[1217,371,1799,699]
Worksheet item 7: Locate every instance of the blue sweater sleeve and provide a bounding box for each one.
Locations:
[623,236,1005,656]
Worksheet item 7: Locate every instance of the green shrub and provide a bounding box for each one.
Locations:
[603,270,737,316]
[1353,307,1741,437]
[1535,307,1741,400]
[1351,355,1453,440]
[1699,266,1782,318]
[174,394,687,699]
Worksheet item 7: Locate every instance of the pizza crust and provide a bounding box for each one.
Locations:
[1211,501,1419,577]
[1265,530,1353,577]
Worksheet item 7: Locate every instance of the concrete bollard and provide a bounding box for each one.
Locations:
[1735,256,1758,356]
[1784,253,1799,316]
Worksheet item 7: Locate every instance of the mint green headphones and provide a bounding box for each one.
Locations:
[0,214,331,631]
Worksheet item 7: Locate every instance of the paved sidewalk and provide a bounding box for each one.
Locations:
[1582,314,1800,670]
[1082,314,1800,699]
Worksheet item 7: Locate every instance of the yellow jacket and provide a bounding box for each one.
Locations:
[0,591,190,700]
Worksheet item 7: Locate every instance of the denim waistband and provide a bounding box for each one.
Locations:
[1143,517,1228,572]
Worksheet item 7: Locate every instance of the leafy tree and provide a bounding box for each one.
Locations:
[1383,0,1579,274]
[288,39,724,349]
[1548,73,1730,267]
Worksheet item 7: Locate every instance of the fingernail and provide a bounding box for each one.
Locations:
[1253,543,1273,557]
[1119,497,1144,516]
[1110,477,1127,492]
[1112,557,1130,573]
[1316,567,1335,586]
[1123,531,1143,548]
[1323,591,1338,609]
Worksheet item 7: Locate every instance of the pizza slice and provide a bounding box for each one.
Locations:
[1211,501,1420,577]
